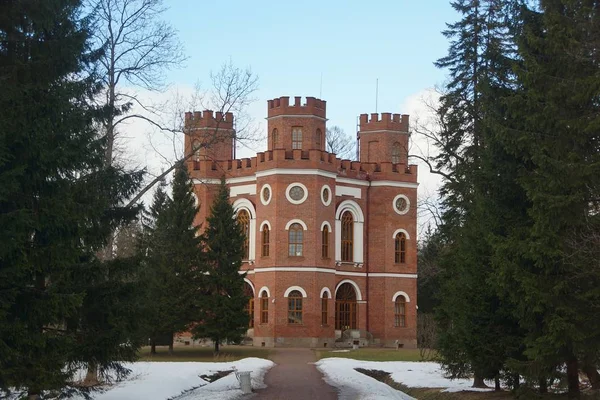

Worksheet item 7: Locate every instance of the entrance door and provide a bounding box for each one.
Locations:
[335,283,357,330]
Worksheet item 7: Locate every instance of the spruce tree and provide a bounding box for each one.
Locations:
[193,177,248,353]
[0,0,143,397]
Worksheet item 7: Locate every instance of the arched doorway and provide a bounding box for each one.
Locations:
[244,283,254,328]
[335,283,357,330]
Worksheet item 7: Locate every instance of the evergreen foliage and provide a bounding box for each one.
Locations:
[192,177,249,353]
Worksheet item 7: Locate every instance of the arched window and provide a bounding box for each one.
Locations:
[288,223,303,256]
[192,140,201,162]
[292,127,303,149]
[262,225,270,257]
[394,295,406,327]
[316,128,322,147]
[287,290,303,324]
[244,283,254,328]
[392,142,401,164]
[237,210,250,260]
[321,291,329,325]
[272,128,279,148]
[260,291,269,324]
[322,225,329,258]
[341,211,354,262]
[395,232,406,264]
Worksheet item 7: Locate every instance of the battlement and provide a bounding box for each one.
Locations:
[359,112,409,133]
[267,96,326,119]
[184,110,234,130]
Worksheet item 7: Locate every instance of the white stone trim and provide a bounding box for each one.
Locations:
[244,278,255,296]
[393,194,410,215]
[285,182,309,205]
[284,286,308,298]
[285,219,307,230]
[335,185,362,199]
[321,221,332,231]
[256,169,337,179]
[320,287,332,298]
[230,184,256,197]
[392,291,411,303]
[335,200,365,263]
[359,129,409,134]
[193,176,256,185]
[259,220,272,231]
[335,279,363,301]
[241,267,417,279]
[260,184,272,205]
[392,228,410,240]
[233,199,256,261]
[259,286,271,297]
[321,184,333,206]
[266,114,327,122]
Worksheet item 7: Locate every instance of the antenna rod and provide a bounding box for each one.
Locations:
[375,78,379,113]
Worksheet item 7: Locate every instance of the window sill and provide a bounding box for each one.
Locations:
[287,323,304,326]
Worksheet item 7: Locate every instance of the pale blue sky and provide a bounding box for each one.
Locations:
[161,0,456,142]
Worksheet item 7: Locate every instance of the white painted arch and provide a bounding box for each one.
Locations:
[285,219,308,230]
[392,291,411,303]
[233,198,256,219]
[244,278,255,296]
[320,287,332,298]
[335,199,365,222]
[258,286,271,297]
[392,228,411,240]
[335,200,365,263]
[321,221,332,231]
[260,220,272,230]
[284,286,307,298]
[334,279,363,301]
[233,198,257,262]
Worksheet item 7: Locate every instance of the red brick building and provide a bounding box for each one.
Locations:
[184,96,417,348]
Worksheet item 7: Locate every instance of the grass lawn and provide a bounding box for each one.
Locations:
[314,347,432,362]
[137,345,272,362]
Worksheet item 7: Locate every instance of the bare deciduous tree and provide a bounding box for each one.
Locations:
[326,125,355,160]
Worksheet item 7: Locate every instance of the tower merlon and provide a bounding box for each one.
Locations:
[267,96,326,119]
[359,112,409,132]
[184,109,234,130]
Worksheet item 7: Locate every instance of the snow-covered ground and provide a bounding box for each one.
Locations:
[316,358,493,400]
[69,357,274,400]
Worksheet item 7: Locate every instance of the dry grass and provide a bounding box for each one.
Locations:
[137,345,272,362]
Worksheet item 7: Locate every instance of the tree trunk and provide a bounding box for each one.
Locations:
[168,333,174,355]
[538,377,548,394]
[150,339,156,355]
[214,338,220,354]
[566,355,580,399]
[473,373,488,388]
[582,360,600,390]
[83,362,100,386]
[495,375,501,391]
[513,374,520,390]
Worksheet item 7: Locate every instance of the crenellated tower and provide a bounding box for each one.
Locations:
[358,112,409,164]
[267,96,327,152]
[184,110,235,164]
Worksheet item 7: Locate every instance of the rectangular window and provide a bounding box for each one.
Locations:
[262,227,270,257]
[292,127,303,149]
[394,301,406,327]
[322,227,329,258]
[321,297,328,325]
[288,298,303,324]
[261,297,269,324]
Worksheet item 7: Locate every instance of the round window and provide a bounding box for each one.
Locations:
[393,194,410,215]
[262,186,271,202]
[289,186,305,201]
[321,184,332,206]
[323,188,330,202]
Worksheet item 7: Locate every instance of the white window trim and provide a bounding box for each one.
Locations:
[335,200,364,263]
[320,287,332,298]
[321,221,332,231]
[285,219,308,230]
[259,286,271,298]
[233,198,256,262]
[285,182,308,205]
[393,194,410,215]
[260,184,272,206]
[244,278,255,297]
[392,228,410,240]
[334,279,363,301]
[321,184,332,206]
[260,220,272,231]
[284,286,307,298]
[392,291,411,303]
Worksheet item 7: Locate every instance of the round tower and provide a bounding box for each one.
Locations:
[266,96,327,152]
[358,113,409,164]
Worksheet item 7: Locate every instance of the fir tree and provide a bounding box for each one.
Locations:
[193,177,248,353]
[0,0,143,397]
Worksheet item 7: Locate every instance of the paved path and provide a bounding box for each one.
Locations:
[254,348,338,400]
